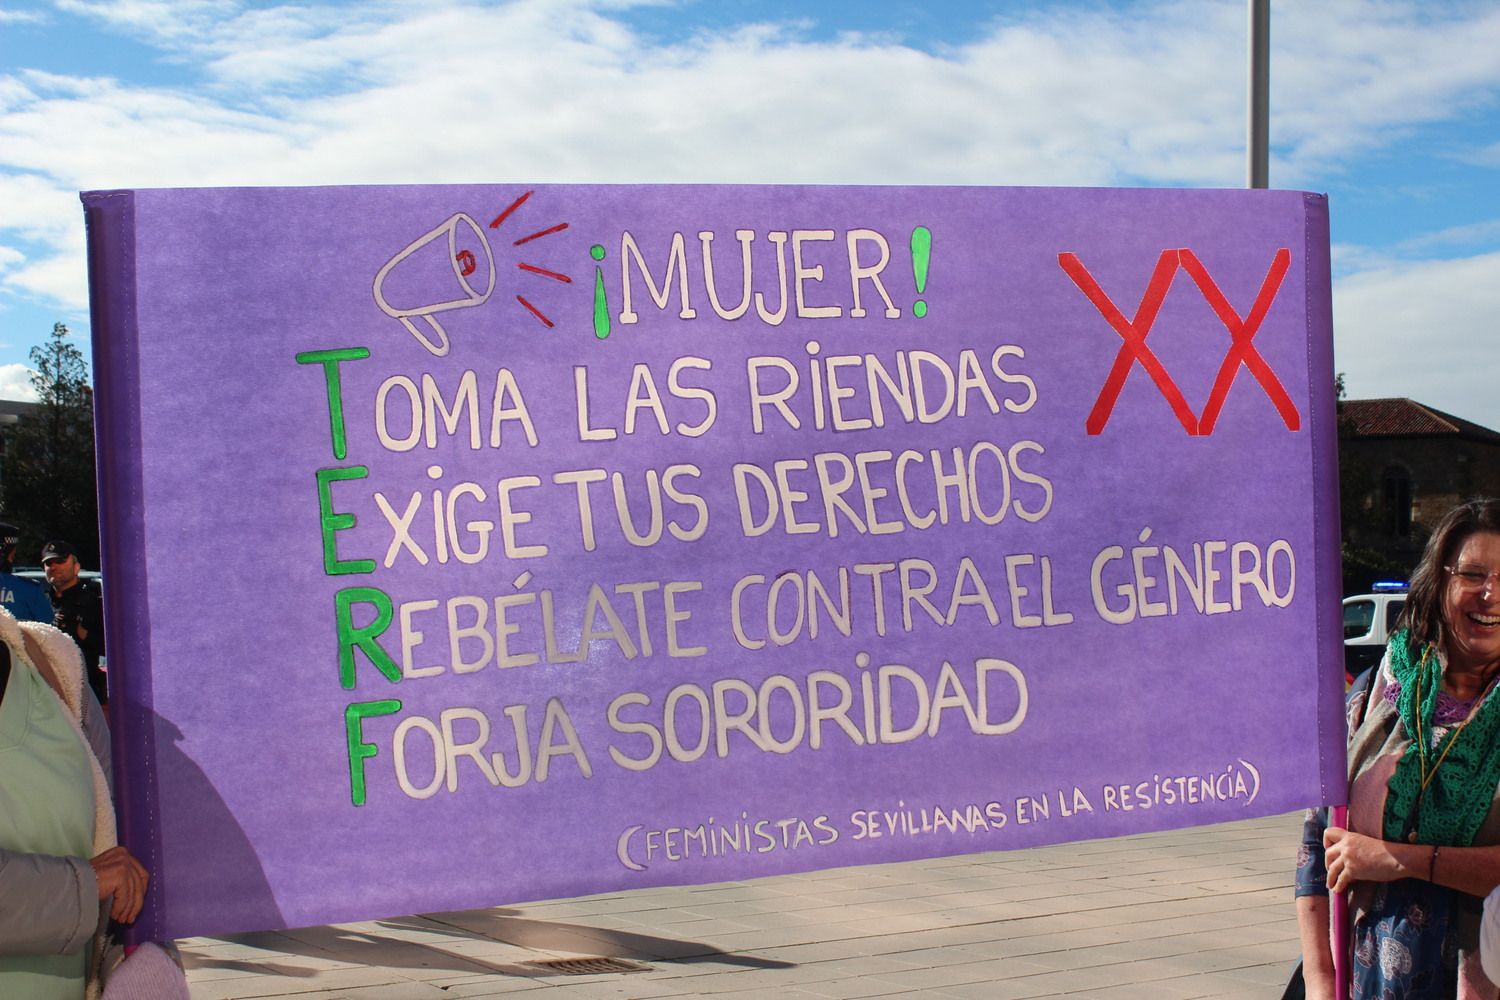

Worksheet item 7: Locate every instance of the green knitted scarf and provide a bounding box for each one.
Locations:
[1382,628,1500,846]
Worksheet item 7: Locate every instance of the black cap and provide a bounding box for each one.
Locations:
[40,540,77,565]
[0,523,17,549]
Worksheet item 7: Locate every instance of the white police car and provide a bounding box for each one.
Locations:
[1343,583,1408,683]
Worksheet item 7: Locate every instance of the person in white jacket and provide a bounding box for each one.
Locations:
[0,605,147,999]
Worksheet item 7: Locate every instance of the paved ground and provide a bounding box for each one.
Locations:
[180,811,1305,999]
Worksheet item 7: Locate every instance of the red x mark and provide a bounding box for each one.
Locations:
[1059,248,1301,435]
[1178,248,1299,434]
[1058,249,1198,435]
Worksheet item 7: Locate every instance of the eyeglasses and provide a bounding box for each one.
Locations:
[1446,565,1500,593]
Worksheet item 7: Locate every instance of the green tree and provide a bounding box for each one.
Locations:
[0,322,99,567]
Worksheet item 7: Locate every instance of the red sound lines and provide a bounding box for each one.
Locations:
[518,262,573,283]
[513,222,569,247]
[517,295,555,328]
[488,189,570,330]
[489,191,532,229]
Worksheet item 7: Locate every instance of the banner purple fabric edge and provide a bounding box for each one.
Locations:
[81,190,168,941]
[1303,192,1348,807]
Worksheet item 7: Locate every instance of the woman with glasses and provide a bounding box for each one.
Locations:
[1296,497,1500,999]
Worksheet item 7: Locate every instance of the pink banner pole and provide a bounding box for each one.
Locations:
[1330,804,1350,1000]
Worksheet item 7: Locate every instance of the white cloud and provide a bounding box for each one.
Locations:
[1399,218,1500,255]
[0,363,38,401]
[53,0,237,41]
[11,0,1497,189]
[1330,242,1400,278]
[0,172,82,243]
[1333,250,1500,430]
[1332,218,1500,279]
[5,243,89,310]
[1272,2,1500,181]
[1455,139,1500,167]
[0,10,46,25]
[3,0,1500,324]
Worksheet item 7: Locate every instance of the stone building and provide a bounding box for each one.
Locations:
[1338,398,1500,586]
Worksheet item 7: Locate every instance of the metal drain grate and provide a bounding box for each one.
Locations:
[526,957,652,976]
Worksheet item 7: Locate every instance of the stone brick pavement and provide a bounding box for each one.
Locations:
[180,811,1305,999]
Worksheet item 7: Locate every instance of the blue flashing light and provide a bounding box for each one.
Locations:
[1372,580,1409,592]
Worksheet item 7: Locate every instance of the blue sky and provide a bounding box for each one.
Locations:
[1,0,1498,425]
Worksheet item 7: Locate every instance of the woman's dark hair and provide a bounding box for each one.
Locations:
[1398,497,1500,649]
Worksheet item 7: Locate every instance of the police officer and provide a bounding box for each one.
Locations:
[41,540,107,706]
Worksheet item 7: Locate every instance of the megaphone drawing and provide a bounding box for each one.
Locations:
[372,213,496,357]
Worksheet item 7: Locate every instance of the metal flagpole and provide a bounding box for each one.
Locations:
[1249,7,1346,994]
[1257,0,1348,984]
[1248,0,1269,188]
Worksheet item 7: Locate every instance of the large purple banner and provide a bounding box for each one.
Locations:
[82,185,1345,941]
